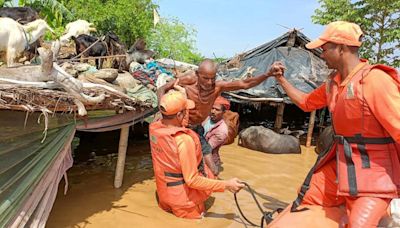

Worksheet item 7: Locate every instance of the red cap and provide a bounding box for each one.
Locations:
[214,96,230,110]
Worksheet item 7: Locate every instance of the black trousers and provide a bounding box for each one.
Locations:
[188,125,212,155]
[188,125,212,177]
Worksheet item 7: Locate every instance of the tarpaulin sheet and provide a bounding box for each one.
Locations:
[0,115,75,227]
[217,31,332,102]
[0,107,156,227]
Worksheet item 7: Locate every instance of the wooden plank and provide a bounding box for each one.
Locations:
[274,103,285,132]
[306,110,317,147]
[224,92,284,102]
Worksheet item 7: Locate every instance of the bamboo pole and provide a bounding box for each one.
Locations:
[71,38,102,60]
[274,103,285,132]
[114,125,130,188]
[224,92,284,102]
[59,54,126,62]
[306,110,317,147]
[318,108,327,133]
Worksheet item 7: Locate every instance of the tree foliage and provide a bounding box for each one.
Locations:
[0,0,13,7]
[312,0,400,67]
[1,0,204,64]
[63,0,157,47]
[26,0,73,39]
[1,0,73,38]
[148,18,203,64]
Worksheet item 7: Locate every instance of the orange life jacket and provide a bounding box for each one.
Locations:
[149,121,214,208]
[319,63,400,197]
[291,63,399,212]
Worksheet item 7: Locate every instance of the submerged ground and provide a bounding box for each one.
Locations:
[47,134,317,228]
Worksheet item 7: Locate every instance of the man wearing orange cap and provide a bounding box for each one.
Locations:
[149,90,244,219]
[269,21,400,227]
[202,96,230,175]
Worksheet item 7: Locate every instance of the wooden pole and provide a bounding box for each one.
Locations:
[224,92,284,102]
[114,125,130,188]
[318,108,327,133]
[274,103,285,132]
[306,110,317,147]
[71,38,102,60]
[59,54,126,62]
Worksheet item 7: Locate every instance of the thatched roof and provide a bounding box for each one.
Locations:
[0,86,152,114]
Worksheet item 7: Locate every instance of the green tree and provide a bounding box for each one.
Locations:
[1,0,73,39]
[312,0,400,67]
[64,0,157,47]
[0,0,13,7]
[148,17,203,64]
[1,0,204,64]
[28,0,73,38]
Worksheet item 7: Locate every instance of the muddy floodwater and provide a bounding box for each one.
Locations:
[47,137,317,228]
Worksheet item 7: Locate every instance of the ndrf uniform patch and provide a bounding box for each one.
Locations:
[326,79,331,94]
[346,82,355,99]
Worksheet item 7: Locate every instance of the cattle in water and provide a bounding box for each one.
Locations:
[238,126,301,154]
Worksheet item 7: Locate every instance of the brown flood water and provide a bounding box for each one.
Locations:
[47,138,317,228]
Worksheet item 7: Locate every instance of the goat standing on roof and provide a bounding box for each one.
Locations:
[0,17,54,67]
[60,20,97,44]
[0,7,42,62]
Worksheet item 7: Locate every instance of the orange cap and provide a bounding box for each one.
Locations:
[306,21,363,49]
[214,96,230,110]
[159,90,195,115]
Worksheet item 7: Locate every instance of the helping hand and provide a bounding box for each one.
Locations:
[225,178,245,193]
[173,79,187,98]
[267,61,286,78]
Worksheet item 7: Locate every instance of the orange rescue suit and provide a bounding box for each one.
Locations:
[301,62,400,198]
[149,121,221,211]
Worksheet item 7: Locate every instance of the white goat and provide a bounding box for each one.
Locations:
[60,19,96,44]
[0,17,54,67]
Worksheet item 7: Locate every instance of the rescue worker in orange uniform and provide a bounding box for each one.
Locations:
[149,90,245,219]
[269,21,400,227]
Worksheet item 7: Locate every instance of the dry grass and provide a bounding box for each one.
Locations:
[0,87,152,114]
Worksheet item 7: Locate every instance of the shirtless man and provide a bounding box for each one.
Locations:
[158,59,284,173]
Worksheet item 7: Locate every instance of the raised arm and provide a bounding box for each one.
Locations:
[276,74,307,106]
[218,61,285,92]
[156,72,196,102]
[157,79,176,101]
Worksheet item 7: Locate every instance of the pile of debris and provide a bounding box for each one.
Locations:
[0,47,155,117]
